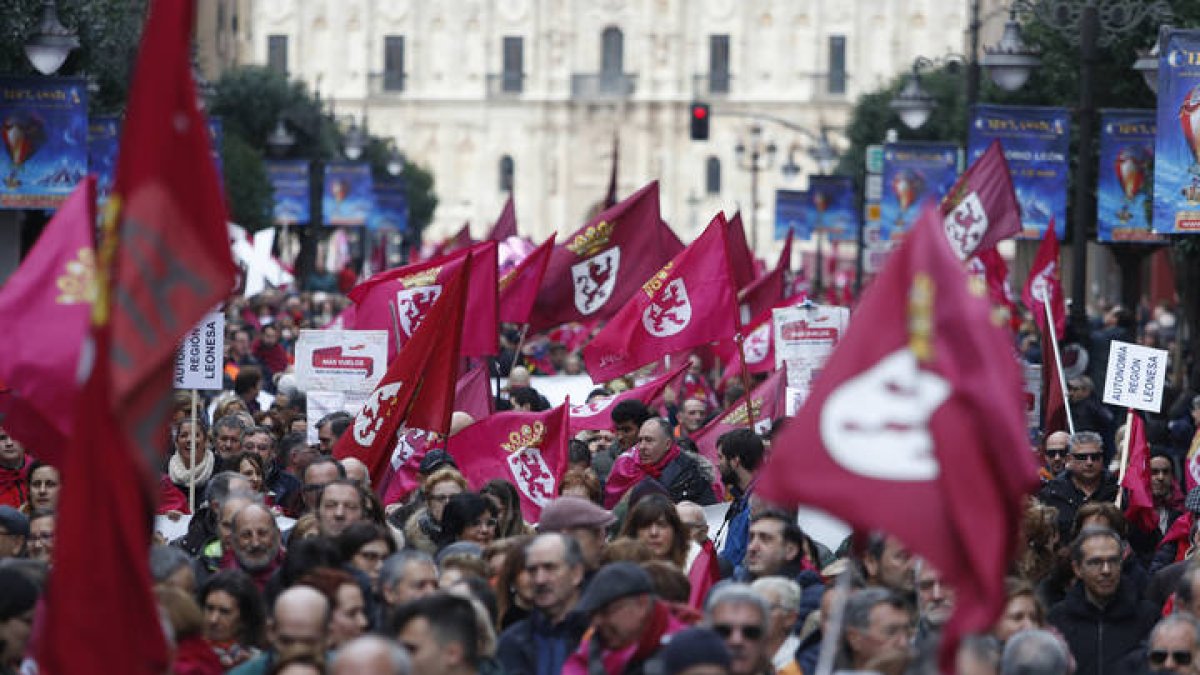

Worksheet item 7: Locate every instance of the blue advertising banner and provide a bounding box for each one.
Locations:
[880,142,959,240]
[266,160,310,225]
[808,175,858,242]
[1154,28,1200,234]
[968,104,1069,239]
[774,189,809,240]
[0,77,88,209]
[1098,110,1164,243]
[370,179,409,232]
[88,116,119,200]
[324,162,374,227]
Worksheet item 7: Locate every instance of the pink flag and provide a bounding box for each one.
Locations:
[350,241,498,359]
[726,212,756,291]
[756,203,1040,672]
[691,367,788,465]
[1122,413,1157,534]
[582,214,739,382]
[455,363,494,422]
[941,140,1021,259]
[568,360,689,434]
[968,248,1022,333]
[0,178,95,464]
[719,295,807,382]
[447,404,571,522]
[1021,222,1066,341]
[499,235,555,325]
[488,196,518,242]
[380,430,440,505]
[688,539,721,610]
[529,182,683,330]
[739,230,791,321]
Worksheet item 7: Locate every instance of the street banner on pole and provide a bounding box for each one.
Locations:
[173,311,225,391]
[0,77,88,209]
[1153,28,1200,234]
[89,116,119,201]
[371,178,409,232]
[775,189,811,240]
[324,161,375,226]
[266,159,311,225]
[808,176,859,242]
[1102,340,1169,413]
[880,142,959,240]
[1098,110,1164,242]
[968,104,1069,240]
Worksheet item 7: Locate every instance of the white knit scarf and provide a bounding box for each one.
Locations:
[168,448,215,487]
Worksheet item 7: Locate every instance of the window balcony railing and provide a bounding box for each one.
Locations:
[570,72,637,99]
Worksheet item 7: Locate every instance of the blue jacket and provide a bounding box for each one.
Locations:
[496,608,590,675]
[719,479,756,567]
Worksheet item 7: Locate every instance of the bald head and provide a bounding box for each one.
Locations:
[1044,430,1071,475]
[509,367,531,388]
[341,457,371,488]
[332,635,411,675]
[272,586,331,655]
[676,501,708,544]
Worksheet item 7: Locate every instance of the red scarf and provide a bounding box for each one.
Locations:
[0,459,31,508]
[603,444,681,509]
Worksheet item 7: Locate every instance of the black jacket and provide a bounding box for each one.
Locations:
[495,609,590,675]
[1047,580,1159,675]
[658,450,718,506]
[1038,472,1120,539]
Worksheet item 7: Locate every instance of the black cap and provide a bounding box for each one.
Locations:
[575,562,654,614]
[419,448,457,475]
[660,628,733,674]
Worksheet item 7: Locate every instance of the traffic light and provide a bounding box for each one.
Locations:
[690,102,710,141]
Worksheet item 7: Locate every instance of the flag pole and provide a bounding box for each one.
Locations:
[1115,409,1134,509]
[1042,298,1075,435]
[735,333,758,429]
[813,568,853,675]
[388,300,404,350]
[511,324,530,372]
[188,388,198,513]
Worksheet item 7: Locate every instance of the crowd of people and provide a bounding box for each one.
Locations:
[0,287,1198,675]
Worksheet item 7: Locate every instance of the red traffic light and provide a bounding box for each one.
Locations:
[692,105,708,119]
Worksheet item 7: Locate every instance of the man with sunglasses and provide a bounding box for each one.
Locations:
[705,583,773,675]
[1042,431,1071,480]
[1141,614,1200,675]
[1038,431,1120,539]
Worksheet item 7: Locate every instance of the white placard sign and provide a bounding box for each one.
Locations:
[306,390,369,445]
[1023,363,1042,431]
[294,330,388,393]
[1102,340,1168,412]
[773,304,850,397]
[173,311,225,390]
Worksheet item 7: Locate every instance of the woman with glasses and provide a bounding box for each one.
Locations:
[439,493,500,549]
[480,479,532,539]
[337,521,397,589]
[403,467,469,554]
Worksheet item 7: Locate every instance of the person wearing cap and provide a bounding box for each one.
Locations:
[0,567,39,674]
[404,467,468,554]
[538,496,615,572]
[496,533,590,675]
[655,627,733,675]
[562,561,690,675]
[385,448,459,533]
[0,507,28,559]
[604,418,717,510]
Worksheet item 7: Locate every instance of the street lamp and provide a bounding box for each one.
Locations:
[981,0,1172,335]
[734,125,777,253]
[24,0,78,76]
[1132,34,1164,94]
[343,119,366,161]
[890,67,936,130]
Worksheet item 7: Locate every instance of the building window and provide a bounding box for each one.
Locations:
[828,35,846,95]
[709,35,730,93]
[499,155,515,193]
[384,35,406,91]
[502,37,524,93]
[705,156,721,195]
[601,27,624,77]
[267,35,288,75]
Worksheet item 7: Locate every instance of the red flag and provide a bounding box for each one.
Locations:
[0,177,95,463]
[726,212,756,291]
[350,241,498,359]
[1122,413,1157,533]
[688,539,721,610]
[940,140,1021,259]
[529,181,683,330]
[380,430,440,505]
[455,363,494,422]
[334,258,469,487]
[447,404,571,522]
[568,360,690,434]
[1021,222,1066,341]
[582,214,739,382]
[1041,323,1069,436]
[739,230,791,321]
[691,367,788,466]
[967,248,1022,333]
[499,235,555,325]
[756,204,1040,672]
[488,196,518,242]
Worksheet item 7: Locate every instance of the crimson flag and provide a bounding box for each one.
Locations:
[941,140,1021,259]
[739,230,791,321]
[715,294,805,377]
[582,214,739,382]
[688,539,721,610]
[455,363,494,422]
[334,258,469,487]
[1021,222,1066,341]
[350,241,498,359]
[967,248,1022,333]
[447,404,571,522]
[379,430,440,505]
[726,212,756,290]
[488,196,518,242]
[1041,324,1069,436]
[528,181,683,330]
[568,360,690,434]
[1122,413,1157,533]
[499,235,555,325]
[756,204,1041,672]
[0,177,95,463]
[691,367,788,466]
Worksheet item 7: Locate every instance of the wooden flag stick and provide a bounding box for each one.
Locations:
[735,333,757,430]
[1114,408,1135,509]
[511,324,530,373]
[814,567,854,675]
[1043,299,1075,435]
[188,388,198,513]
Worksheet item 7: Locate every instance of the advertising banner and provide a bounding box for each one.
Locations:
[0,77,88,209]
[294,329,389,393]
[371,178,409,232]
[968,104,1069,239]
[88,116,119,200]
[880,142,959,240]
[266,160,310,225]
[808,175,858,242]
[324,162,375,226]
[173,311,225,391]
[1153,28,1200,233]
[1099,110,1164,243]
[774,189,810,240]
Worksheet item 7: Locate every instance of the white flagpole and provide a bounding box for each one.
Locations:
[1042,296,1075,436]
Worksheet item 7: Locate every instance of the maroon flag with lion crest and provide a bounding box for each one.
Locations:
[940,140,1021,260]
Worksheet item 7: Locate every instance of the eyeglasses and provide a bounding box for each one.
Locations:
[428,495,456,504]
[713,623,764,641]
[1149,650,1194,667]
[1071,452,1104,463]
[1045,449,1067,459]
[473,518,499,529]
[1081,555,1121,571]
